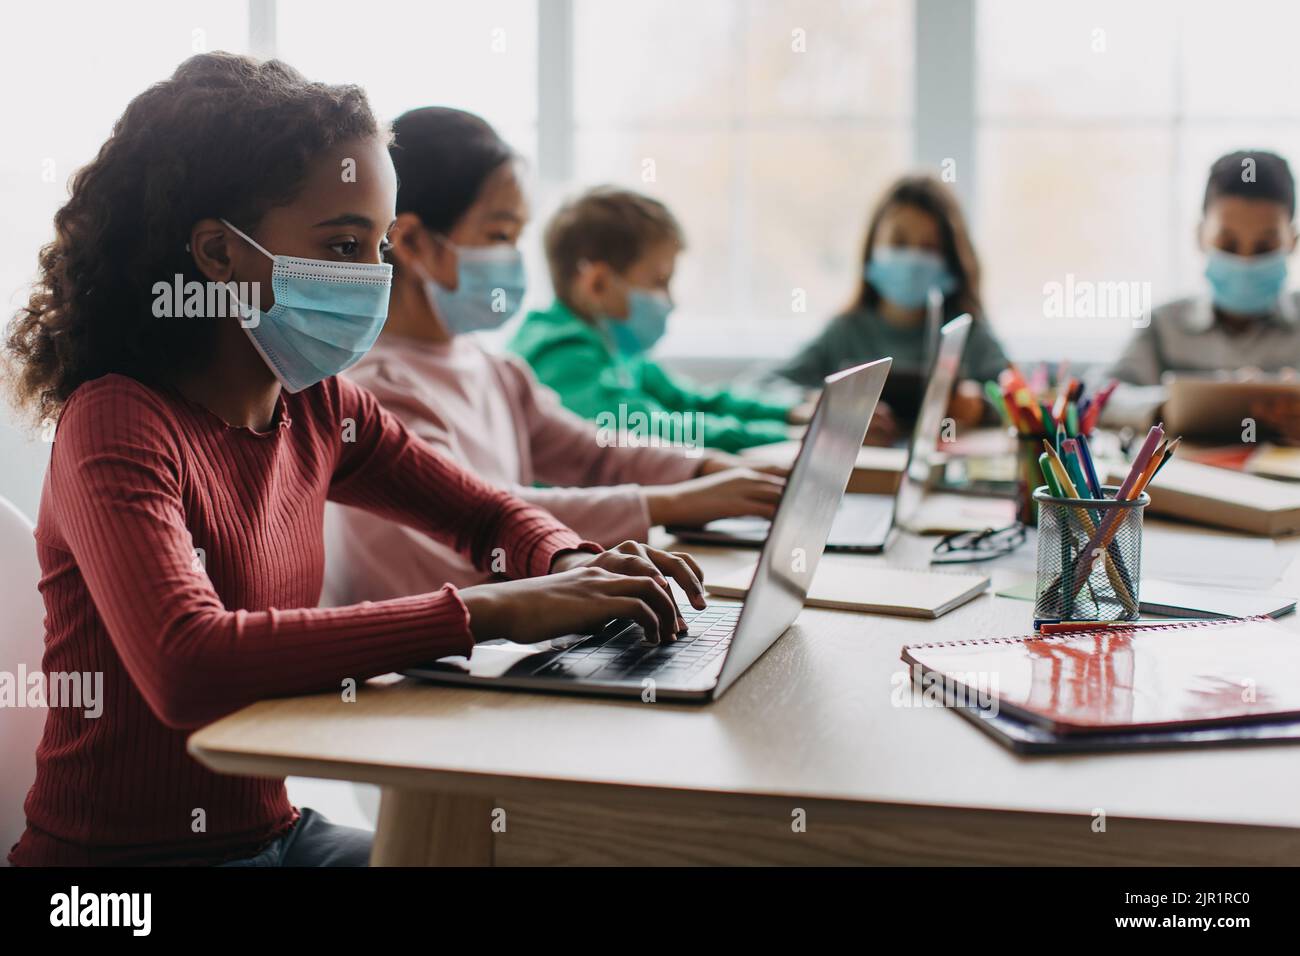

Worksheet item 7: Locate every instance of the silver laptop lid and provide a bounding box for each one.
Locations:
[714,358,891,695]
[893,314,972,532]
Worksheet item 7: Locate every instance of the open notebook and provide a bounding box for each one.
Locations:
[902,616,1300,734]
[707,556,988,619]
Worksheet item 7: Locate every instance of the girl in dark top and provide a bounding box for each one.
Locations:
[775,174,1008,442]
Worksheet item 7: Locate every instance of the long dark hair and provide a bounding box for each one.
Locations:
[4,52,380,427]
[853,174,983,319]
[389,107,515,237]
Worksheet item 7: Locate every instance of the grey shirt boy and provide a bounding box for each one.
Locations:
[1105,292,1300,428]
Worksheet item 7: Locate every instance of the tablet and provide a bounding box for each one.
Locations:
[1162,374,1300,440]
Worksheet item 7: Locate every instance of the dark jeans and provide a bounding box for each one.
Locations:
[217,808,372,867]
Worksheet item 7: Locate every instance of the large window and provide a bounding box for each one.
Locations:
[14,0,1300,515]
[0,1,249,318]
[0,1,249,518]
[273,0,914,356]
[571,0,913,355]
[275,0,538,157]
[10,1,1300,381]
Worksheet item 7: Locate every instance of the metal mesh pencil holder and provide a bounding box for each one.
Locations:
[1033,485,1149,624]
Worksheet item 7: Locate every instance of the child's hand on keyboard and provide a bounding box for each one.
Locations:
[461,541,706,645]
[551,540,706,615]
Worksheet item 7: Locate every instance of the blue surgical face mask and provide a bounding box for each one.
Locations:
[1204,249,1288,316]
[221,219,391,393]
[865,246,956,309]
[608,287,673,356]
[425,238,526,335]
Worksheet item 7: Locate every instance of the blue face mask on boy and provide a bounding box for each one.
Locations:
[221,219,392,393]
[424,237,527,335]
[865,246,956,309]
[609,288,673,356]
[1204,249,1288,316]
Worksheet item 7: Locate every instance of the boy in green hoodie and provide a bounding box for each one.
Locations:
[510,186,801,453]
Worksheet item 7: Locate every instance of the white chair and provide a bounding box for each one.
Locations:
[0,490,376,856]
[0,496,46,864]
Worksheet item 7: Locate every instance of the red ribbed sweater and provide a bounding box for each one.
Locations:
[8,373,590,866]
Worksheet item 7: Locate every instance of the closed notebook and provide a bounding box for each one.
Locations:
[1139,579,1296,619]
[902,616,1300,734]
[707,556,988,619]
[1107,458,1300,536]
[996,576,1297,619]
[1246,444,1300,482]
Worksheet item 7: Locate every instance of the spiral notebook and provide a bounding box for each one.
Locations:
[901,616,1300,735]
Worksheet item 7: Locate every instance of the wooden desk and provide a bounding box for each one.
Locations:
[189,520,1300,866]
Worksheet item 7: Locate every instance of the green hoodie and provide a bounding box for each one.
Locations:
[509,299,794,453]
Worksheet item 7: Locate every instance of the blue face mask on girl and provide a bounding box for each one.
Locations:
[865,246,956,309]
[1204,249,1289,316]
[424,237,526,335]
[609,287,673,356]
[222,219,391,393]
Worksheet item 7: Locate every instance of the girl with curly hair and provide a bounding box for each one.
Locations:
[4,52,704,867]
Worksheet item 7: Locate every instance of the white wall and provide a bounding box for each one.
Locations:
[0,408,49,523]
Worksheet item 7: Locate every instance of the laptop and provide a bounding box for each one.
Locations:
[669,314,973,552]
[403,357,891,703]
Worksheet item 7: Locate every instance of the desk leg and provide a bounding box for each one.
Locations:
[370,787,494,866]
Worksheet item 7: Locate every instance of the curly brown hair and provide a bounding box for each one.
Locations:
[3,52,380,427]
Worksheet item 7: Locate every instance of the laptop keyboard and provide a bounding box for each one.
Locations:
[532,600,740,684]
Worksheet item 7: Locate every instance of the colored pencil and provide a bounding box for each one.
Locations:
[1041,440,1136,611]
[1068,424,1164,598]
[1060,439,1092,500]
[1074,433,1104,497]
[1151,435,1181,479]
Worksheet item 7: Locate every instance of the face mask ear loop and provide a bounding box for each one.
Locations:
[410,235,456,335]
[219,218,275,261]
[430,231,462,260]
[409,257,437,289]
[413,259,451,326]
[218,219,272,327]
[426,231,465,290]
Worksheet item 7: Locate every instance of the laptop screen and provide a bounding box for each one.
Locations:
[893,314,972,532]
[715,357,891,693]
